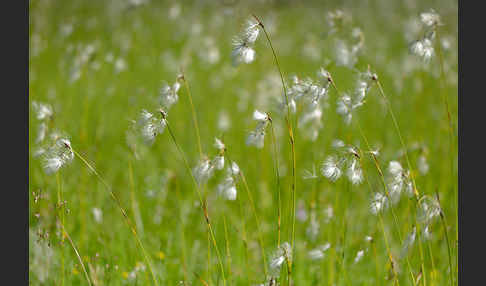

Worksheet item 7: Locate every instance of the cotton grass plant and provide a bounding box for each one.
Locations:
[29,1,457,285]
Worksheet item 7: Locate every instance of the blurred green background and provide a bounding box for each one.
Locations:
[29,0,457,285]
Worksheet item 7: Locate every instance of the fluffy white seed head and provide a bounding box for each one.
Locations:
[347,158,363,185]
[420,10,441,27]
[193,158,215,185]
[43,157,64,174]
[370,192,388,215]
[92,207,103,223]
[214,138,225,151]
[388,161,403,176]
[243,18,260,44]
[231,39,256,66]
[354,250,365,263]
[41,138,73,174]
[159,81,180,110]
[321,156,342,182]
[212,155,225,170]
[32,101,53,120]
[137,110,166,145]
[308,243,331,261]
[230,161,240,175]
[246,131,265,149]
[253,109,269,121]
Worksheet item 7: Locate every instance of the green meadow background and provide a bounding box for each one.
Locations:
[29,0,457,285]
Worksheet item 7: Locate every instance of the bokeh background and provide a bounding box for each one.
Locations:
[29,0,458,285]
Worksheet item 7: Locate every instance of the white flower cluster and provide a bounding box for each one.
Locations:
[246,110,271,149]
[288,68,331,141]
[410,9,441,62]
[159,80,181,110]
[417,195,441,225]
[31,101,75,175]
[387,160,414,203]
[32,101,53,144]
[308,242,331,261]
[42,138,74,174]
[217,161,240,201]
[320,139,363,185]
[193,138,226,185]
[136,109,167,145]
[231,18,260,65]
[133,76,181,146]
[370,192,388,215]
[336,70,376,124]
[269,242,291,277]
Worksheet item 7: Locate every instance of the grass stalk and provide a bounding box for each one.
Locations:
[252,14,298,273]
[163,119,227,286]
[56,172,65,286]
[58,220,93,286]
[180,74,203,158]
[269,122,282,248]
[330,79,416,285]
[239,169,269,277]
[374,80,428,285]
[435,190,454,286]
[71,148,159,286]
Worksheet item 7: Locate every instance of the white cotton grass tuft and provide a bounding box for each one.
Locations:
[308,243,331,261]
[92,207,103,223]
[410,38,434,62]
[269,242,292,276]
[420,9,441,27]
[36,122,48,143]
[354,249,365,263]
[32,101,53,120]
[41,138,74,174]
[387,160,414,203]
[321,155,342,182]
[370,192,388,215]
[417,195,441,224]
[246,110,270,149]
[193,158,215,185]
[159,80,181,110]
[136,109,166,145]
[214,138,225,151]
[287,71,330,140]
[302,164,318,180]
[212,155,225,170]
[231,17,260,66]
[400,226,417,259]
[409,10,440,62]
[336,70,376,125]
[321,140,363,185]
[217,162,240,201]
[346,158,363,185]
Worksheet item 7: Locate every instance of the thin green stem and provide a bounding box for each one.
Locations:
[180,74,203,158]
[72,149,159,286]
[270,122,282,248]
[435,190,454,286]
[239,169,269,277]
[435,26,458,279]
[223,216,232,282]
[58,220,93,286]
[253,14,297,270]
[375,80,427,285]
[163,120,227,286]
[56,172,65,286]
[331,80,416,285]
